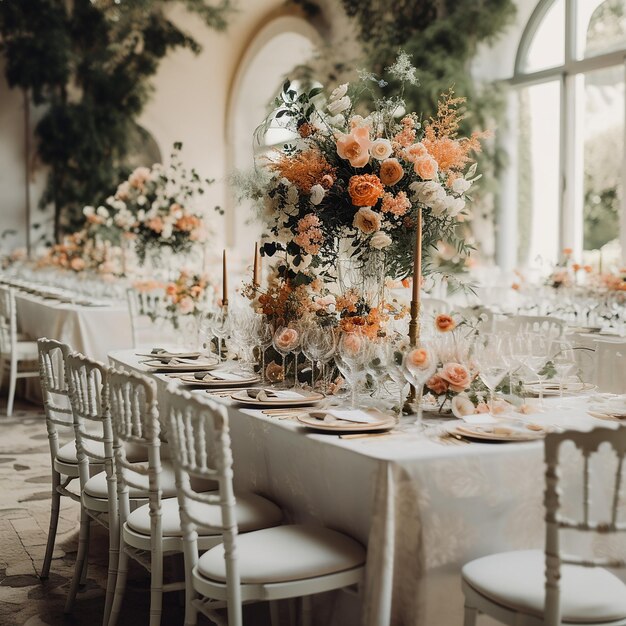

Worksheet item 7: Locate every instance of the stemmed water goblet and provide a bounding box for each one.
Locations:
[212,307,230,362]
[335,331,367,409]
[549,339,577,400]
[473,333,510,415]
[521,332,550,409]
[301,323,337,392]
[402,340,438,431]
[253,314,273,383]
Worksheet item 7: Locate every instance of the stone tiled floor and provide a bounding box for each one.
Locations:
[0,393,239,626]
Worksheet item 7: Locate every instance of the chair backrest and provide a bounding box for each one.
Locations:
[165,386,242,626]
[0,285,16,355]
[456,306,495,332]
[38,338,73,463]
[65,353,113,493]
[126,287,166,348]
[593,340,626,394]
[498,314,565,339]
[108,369,161,525]
[543,427,626,626]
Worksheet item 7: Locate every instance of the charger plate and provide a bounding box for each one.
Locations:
[231,390,324,408]
[297,411,396,433]
[447,422,549,443]
[142,357,219,372]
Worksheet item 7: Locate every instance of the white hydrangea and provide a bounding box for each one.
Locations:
[409,181,446,208]
[137,195,147,206]
[97,206,110,218]
[451,178,472,194]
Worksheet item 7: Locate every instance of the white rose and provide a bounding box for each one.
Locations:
[83,206,95,217]
[310,184,325,205]
[444,196,466,217]
[327,95,351,116]
[370,138,393,161]
[137,195,147,206]
[370,231,393,250]
[329,83,348,102]
[452,178,472,194]
[410,181,446,208]
[431,198,447,217]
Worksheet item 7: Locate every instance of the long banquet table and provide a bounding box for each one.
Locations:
[109,349,623,626]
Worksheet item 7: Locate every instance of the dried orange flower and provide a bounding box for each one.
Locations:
[269,148,335,193]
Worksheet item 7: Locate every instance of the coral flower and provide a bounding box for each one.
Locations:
[336,127,372,168]
[379,158,405,186]
[439,363,471,392]
[435,314,456,332]
[426,374,449,395]
[414,155,439,180]
[348,174,384,206]
[407,348,430,369]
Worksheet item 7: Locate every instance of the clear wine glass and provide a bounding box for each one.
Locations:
[302,323,337,392]
[402,340,438,431]
[549,339,576,399]
[473,333,509,415]
[336,331,367,409]
[253,314,273,383]
[212,307,230,362]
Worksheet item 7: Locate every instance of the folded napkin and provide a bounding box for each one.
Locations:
[319,409,385,425]
[194,370,247,382]
[246,389,306,401]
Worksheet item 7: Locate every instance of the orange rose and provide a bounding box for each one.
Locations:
[435,314,456,333]
[407,348,430,369]
[439,362,471,392]
[426,374,449,395]
[583,265,593,273]
[353,207,382,234]
[336,127,372,168]
[414,155,439,180]
[348,174,384,206]
[379,158,405,186]
[563,247,573,256]
[572,263,581,272]
[166,284,177,296]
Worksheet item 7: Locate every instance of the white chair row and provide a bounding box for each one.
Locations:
[37,338,366,625]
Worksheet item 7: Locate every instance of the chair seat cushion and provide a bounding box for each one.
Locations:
[126,493,282,537]
[56,440,106,464]
[462,550,626,624]
[1,340,38,360]
[197,524,365,584]
[84,460,179,499]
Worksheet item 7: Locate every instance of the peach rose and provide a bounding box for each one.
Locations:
[348,174,384,207]
[404,142,428,162]
[342,332,363,356]
[370,138,393,160]
[353,207,382,234]
[426,374,449,395]
[563,247,573,256]
[70,257,85,271]
[146,217,164,233]
[439,362,471,392]
[274,327,299,351]
[435,314,456,333]
[414,155,439,180]
[336,127,372,168]
[178,296,195,315]
[379,158,404,186]
[406,348,430,369]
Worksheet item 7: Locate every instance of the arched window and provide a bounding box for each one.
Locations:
[508,0,626,269]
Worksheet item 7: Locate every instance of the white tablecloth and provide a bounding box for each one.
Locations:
[109,349,625,626]
[16,292,133,362]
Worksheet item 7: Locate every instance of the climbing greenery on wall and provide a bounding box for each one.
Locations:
[293,0,516,254]
[0,0,233,242]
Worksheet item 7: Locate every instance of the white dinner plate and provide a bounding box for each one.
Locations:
[230,390,325,408]
[178,373,259,387]
[447,422,549,442]
[525,382,596,397]
[137,351,202,360]
[297,411,396,433]
[142,357,219,372]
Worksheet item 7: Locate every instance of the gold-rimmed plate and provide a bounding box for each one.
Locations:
[179,372,259,387]
[142,357,219,372]
[297,410,395,433]
[230,389,324,408]
[447,422,549,443]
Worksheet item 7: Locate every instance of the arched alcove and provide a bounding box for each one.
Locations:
[224,14,322,256]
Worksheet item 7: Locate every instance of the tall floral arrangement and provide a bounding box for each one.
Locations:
[246,54,482,298]
[85,143,215,265]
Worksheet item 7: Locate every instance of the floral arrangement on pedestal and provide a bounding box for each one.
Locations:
[83,143,217,267]
[240,53,483,330]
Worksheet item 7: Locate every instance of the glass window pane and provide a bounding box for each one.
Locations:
[579,0,626,59]
[582,65,624,265]
[517,81,562,268]
[524,0,565,72]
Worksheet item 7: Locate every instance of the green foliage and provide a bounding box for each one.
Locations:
[0,0,233,241]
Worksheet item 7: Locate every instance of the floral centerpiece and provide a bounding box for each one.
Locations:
[241,53,483,330]
[84,143,215,266]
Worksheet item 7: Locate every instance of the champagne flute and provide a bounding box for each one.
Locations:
[549,339,576,399]
[473,333,509,415]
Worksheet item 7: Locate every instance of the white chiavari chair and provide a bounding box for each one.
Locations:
[38,338,85,581]
[166,386,366,626]
[495,314,565,339]
[107,372,283,626]
[593,340,626,394]
[64,352,119,623]
[126,287,166,348]
[0,285,38,415]
[461,427,626,626]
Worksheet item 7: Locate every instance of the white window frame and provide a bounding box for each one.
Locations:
[506,0,626,264]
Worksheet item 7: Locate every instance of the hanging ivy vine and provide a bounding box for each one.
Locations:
[0,0,233,243]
